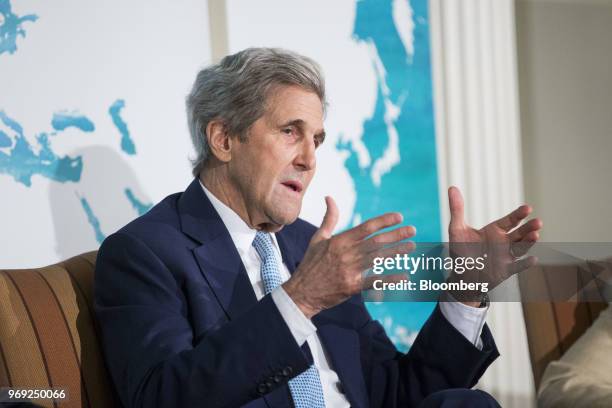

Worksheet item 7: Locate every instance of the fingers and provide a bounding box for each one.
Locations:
[311,196,339,244]
[361,225,417,253]
[507,255,538,277]
[521,231,540,242]
[448,186,465,229]
[342,212,403,242]
[359,242,416,270]
[494,205,532,232]
[509,226,541,257]
[510,240,537,258]
[508,218,543,242]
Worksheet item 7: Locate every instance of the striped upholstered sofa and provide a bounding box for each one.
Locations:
[0,252,117,407]
[1,252,608,406]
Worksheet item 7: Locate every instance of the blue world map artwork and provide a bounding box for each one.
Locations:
[0,0,37,56]
[0,1,151,244]
[1,0,440,350]
[341,0,440,349]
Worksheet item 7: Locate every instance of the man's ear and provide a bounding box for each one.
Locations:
[205,119,233,163]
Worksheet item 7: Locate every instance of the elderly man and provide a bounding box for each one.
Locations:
[94,48,542,407]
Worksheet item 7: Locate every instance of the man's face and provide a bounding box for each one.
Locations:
[229,85,325,231]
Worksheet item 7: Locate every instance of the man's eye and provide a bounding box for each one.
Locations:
[314,135,325,148]
[282,128,294,135]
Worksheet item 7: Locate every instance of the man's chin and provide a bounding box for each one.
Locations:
[260,223,285,233]
[264,209,300,231]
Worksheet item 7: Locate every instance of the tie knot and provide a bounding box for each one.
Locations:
[252,231,274,260]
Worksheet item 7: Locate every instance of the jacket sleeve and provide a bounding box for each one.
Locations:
[361,302,499,408]
[94,232,310,408]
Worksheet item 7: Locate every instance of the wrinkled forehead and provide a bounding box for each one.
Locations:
[263,85,325,130]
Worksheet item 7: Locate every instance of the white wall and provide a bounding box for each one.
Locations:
[517,0,612,245]
[430,1,535,406]
[0,1,211,268]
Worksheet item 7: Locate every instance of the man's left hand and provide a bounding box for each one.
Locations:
[447,186,543,307]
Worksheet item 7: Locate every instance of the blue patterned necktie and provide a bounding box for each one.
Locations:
[252,231,326,408]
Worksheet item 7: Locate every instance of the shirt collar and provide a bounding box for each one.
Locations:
[199,180,257,257]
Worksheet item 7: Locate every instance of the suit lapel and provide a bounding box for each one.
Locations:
[178,179,257,320]
[192,236,258,319]
[275,229,299,274]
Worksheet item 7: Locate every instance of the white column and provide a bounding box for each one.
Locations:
[430,0,535,406]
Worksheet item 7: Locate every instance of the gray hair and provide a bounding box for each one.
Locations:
[186,47,327,177]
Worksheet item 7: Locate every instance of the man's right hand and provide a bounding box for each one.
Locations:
[282,196,416,319]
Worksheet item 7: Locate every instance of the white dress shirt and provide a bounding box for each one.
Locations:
[200,181,488,407]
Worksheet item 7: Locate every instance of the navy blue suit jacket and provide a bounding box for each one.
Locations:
[94,179,499,408]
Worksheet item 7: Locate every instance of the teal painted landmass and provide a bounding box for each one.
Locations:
[52,112,95,132]
[0,111,82,187]
[0,130,10,147]
[79,196,106,244]
[0,105,143,243]
[109,99,136,155]
[0,0,37,56]
[125,188,152,215]
[79,186,151,246]
[345,0,440,351]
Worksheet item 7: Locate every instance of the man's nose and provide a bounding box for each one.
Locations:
[294,138,316,171]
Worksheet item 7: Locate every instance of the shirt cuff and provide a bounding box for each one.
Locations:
[271,286,317,346]
[439,291,488,350]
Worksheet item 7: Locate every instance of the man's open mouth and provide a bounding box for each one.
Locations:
[281,180,303,193]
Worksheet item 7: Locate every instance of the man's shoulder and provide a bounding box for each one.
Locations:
[119,192,182,237]
[100,191,188,257]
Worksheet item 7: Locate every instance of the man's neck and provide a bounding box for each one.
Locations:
[199,167,259,230]
[199,164,285,233]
